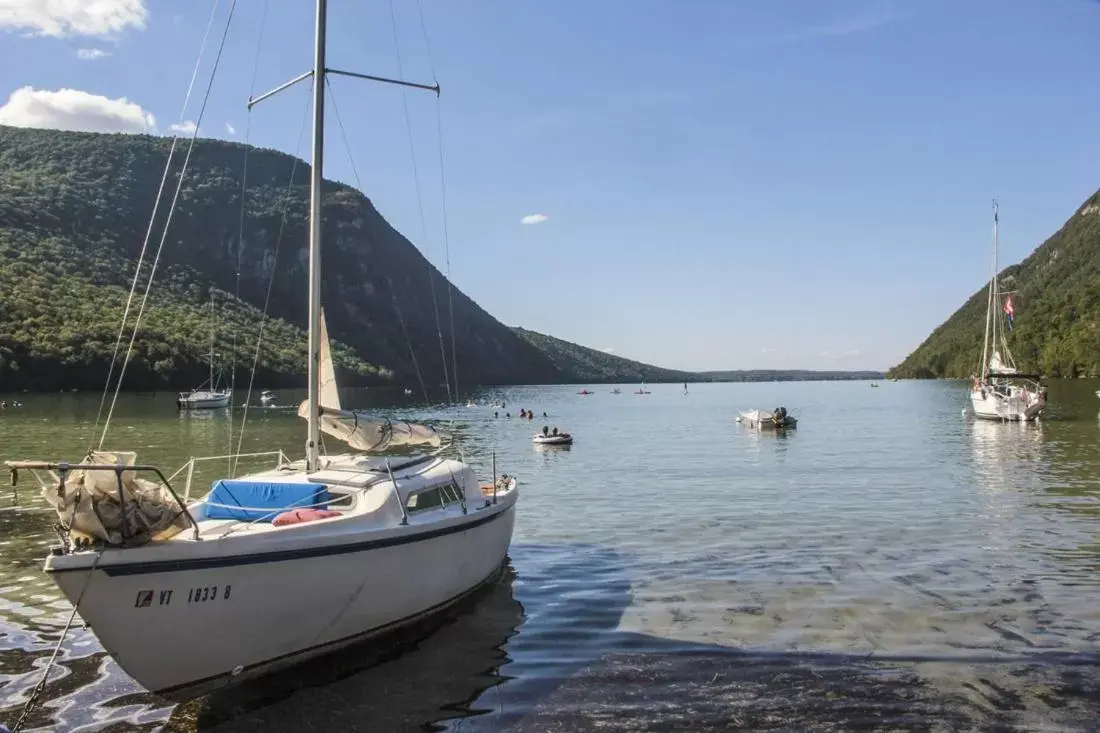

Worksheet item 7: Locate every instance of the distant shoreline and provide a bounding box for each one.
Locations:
[1,373,890,396]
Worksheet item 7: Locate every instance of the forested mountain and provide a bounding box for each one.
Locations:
[889,190,1100,379]
[0,125,895,392]
[512,328,695,383]
[0,125,559,391]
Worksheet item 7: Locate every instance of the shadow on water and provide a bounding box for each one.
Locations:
[1,540,1099,731]
[168,543,1099,732]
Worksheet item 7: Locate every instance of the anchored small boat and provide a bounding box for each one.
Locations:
[533,431,573,446]
[737,407,797,430]
[260,390,277,405]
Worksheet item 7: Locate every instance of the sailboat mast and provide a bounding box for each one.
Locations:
[990,200,1001,374]
[306,0,327,471]
[979,200,997,381]
[209,293,215,388]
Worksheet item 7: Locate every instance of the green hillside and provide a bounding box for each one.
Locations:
[889,190,1100,379]
[512,328,694,383]
[0,125,560,391]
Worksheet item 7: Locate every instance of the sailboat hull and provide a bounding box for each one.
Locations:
[969,387,1044,422]
[177,391,232,409]
[48,498,516,700]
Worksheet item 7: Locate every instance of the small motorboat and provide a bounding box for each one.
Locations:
[260,390,277,405]
[611,388,621,395]
[737,407,797,430]
[466,401,478,408]
[578,390,593,395]
[533,432,573,446]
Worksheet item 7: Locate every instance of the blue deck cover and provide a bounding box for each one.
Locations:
[204,480,331,522]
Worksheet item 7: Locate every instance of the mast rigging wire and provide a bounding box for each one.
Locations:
[98,0,239,450]
[90,0,223,450]
[387,0,452,403]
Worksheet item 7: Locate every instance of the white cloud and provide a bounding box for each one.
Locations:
[225,122,236,136]
[170,120,198,135]
[761,347,776,354]
[0,86,155,133]
[602,347,615,354]
[520,213,548,225]
[0,0,148,37]
[76,47,109,60]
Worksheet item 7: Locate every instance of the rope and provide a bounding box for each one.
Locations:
[386,275,430,401]
[387,0,451,403]
[413,0,459,401]
[99,0,239,450]
[227,0,270,478]
[89,0,222,451]
[232,84,313,476]
[11,554,101,733]
[324,78,430,403]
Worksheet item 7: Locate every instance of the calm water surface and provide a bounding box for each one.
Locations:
[0,380,1098,731]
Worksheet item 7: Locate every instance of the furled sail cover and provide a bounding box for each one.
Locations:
[298,404,445,452]
[989,350,1018,375]
[297,311,445,452]
[42,451,191,546]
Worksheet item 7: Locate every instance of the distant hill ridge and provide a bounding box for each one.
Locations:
[0,125,882,391]
[889,189,1100,379]
[513,328,883,383]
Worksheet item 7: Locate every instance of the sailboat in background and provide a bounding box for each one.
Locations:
[969,201,1045,422]
[177,294,232,409]
[6,0,518,700]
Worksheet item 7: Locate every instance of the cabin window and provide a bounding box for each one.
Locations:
[405,481,464,513]
[327,491,354,508]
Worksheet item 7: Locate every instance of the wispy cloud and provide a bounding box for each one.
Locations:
[602,347,616,354]
[225,122,236,136]
[76,48,110,60]
[520,214,548,225]
[170,120,198,135]
[820,349,862,360]
[0,0,147,37]
[0,86,155,133]
[733,0,899,49]
[761,347,776,354]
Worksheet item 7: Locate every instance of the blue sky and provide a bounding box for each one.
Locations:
[1,0,1098,372]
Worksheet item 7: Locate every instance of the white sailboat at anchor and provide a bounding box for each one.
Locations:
[5,0,517,701]
[177,294,232,410]
[969,201,1045,422]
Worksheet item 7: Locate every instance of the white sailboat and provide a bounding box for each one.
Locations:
[969,201,1045,422]
[6,0,517,701]
[177,294,232,410]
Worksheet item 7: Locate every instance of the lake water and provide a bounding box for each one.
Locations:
[0,380,1098,731]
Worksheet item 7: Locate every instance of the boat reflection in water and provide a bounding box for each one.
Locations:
[170,563,525,731]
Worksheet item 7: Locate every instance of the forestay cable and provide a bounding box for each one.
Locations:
[90,0,222,450]
[414,0,460,401]
[325,77,430,402]
[99,0,239,449]
[232,87,313,474]
[387,0,451,402]
[227,0,271,476]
